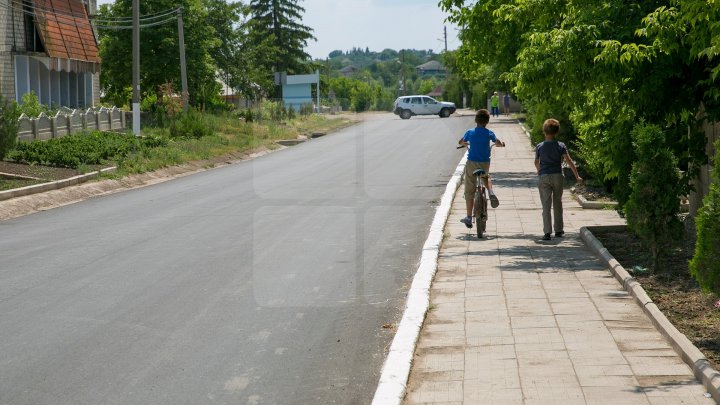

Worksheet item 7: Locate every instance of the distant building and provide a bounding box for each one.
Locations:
[0,0,101,107]
[339,65,359,78]
[416,60,447,77]
[426,85,444,98]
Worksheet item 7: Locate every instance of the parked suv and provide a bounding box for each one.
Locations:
[393,96,456,119]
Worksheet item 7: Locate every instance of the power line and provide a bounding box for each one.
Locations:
[96,19,176,30]
[1,0,177,24]
[95,17,176,30]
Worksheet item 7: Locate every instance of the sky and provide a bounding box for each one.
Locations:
[96,0,459,59]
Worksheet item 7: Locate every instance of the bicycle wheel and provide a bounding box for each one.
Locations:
[474,191,486,238]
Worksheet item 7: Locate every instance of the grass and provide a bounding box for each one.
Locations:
[3,112,355,190]
[0,178,45,191]
[112,114,352,177]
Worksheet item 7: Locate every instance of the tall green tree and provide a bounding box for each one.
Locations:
[247,0,315,74]
[98,0,224,108]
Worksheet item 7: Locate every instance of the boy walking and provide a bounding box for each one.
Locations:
[490,92,500,117]
[459,109,505,229]
[534,119,583,240]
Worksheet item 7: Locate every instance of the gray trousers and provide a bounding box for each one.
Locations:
[539,174,564,234]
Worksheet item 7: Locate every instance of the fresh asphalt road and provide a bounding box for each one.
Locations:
[0,113,473,404]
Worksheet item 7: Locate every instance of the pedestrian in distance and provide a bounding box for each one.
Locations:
[503,93,511,116]
[534,118,583,241]
[459,109,506,229]
[490,92,500,118]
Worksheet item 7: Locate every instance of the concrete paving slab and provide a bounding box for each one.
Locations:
[404,118,713,404]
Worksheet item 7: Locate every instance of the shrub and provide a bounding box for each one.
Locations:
[0,95,20,159]
[169,110,216,139]
[624,123,683,271]
[299,103,314,116]
[18,91,47,118]
[8,131,161,168]
[690,140,720,295]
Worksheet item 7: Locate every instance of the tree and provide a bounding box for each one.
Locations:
[690,140,720,295]
[247,0,315,74]
[440,0,714,205]
[0,94,19,160]
[624,123,683,271]
[98,0,222,108]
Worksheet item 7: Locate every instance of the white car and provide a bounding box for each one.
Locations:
[393,96,456,119]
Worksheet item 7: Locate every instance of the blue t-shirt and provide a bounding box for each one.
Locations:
[463,127,497,163]
[535,140,568,175]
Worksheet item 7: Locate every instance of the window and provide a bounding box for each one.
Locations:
[22,1,45,52]
[411,97,422,104]
[424,97,437,104]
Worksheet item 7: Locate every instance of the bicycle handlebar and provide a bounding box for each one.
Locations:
[456,142,506,149]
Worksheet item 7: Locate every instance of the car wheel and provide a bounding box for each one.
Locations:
[440,108,451,118]
[400,109,412,120]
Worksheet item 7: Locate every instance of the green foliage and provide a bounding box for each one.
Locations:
[0,95,20,160]
[18,91,48,118]
[299,103,314,116]
[441,0,718,205]
[690,140,720,295]
[247,0,316,75]
[350,81,374,112]
[9,132,164,168]
[99,0,226,108]
[169,110,217,139]
[624,123,683,270]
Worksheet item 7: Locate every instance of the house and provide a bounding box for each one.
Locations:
[416,60,447,77]
[426,85,444,98]
[339,65,359,78]
[0,0,101,108]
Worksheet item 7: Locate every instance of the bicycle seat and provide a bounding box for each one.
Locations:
[473,168,486,176]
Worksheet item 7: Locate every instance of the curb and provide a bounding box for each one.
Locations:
[517,120,532,141]
[580,226,720,403]
[0,167,117,202]
[371,155,468,405]
[576,194,619,210]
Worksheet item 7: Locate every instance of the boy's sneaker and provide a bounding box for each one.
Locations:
[542,233,551,241]
[489,193,500,208]
[460,216,473,229]
[555,231,565,238]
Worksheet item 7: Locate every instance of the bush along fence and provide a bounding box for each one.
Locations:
[16,107,126,142]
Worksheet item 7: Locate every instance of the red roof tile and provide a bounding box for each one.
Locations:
[32,0,100,63]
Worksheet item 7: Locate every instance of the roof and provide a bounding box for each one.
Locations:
[416,60,446,72]
[340,65,358,73]
[426,85,444,97]
[32,0,100,64]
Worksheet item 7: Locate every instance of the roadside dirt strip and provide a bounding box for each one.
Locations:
[0,149,275,222]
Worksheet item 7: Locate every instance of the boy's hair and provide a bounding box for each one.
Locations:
[475,109,490,125]
[543,118,560,135]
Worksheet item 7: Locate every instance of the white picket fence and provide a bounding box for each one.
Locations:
[17,107,126,142]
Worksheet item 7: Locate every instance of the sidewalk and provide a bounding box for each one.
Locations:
[404,118,714,404]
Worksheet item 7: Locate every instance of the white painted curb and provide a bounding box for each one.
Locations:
[371,154,468,405]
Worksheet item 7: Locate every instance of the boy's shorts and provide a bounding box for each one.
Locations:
[465,161,490,199]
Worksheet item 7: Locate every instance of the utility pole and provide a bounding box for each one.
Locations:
[177,7,189,111]
[131,0,140,135]
[444,26,448,52]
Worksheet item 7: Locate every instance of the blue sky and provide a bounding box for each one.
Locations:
[96,0,459,59]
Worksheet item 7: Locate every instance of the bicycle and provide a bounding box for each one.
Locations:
[457,143,503,238]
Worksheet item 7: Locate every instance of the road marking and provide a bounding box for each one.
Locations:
[371,154,467,405]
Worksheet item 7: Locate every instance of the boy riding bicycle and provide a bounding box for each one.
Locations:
[459,109,505,229]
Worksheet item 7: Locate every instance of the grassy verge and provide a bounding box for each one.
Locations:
[116,114,353,176]
[7,113,354,181]
[0,178,45,191]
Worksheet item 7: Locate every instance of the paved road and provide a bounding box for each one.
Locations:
[0,113,472,404]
